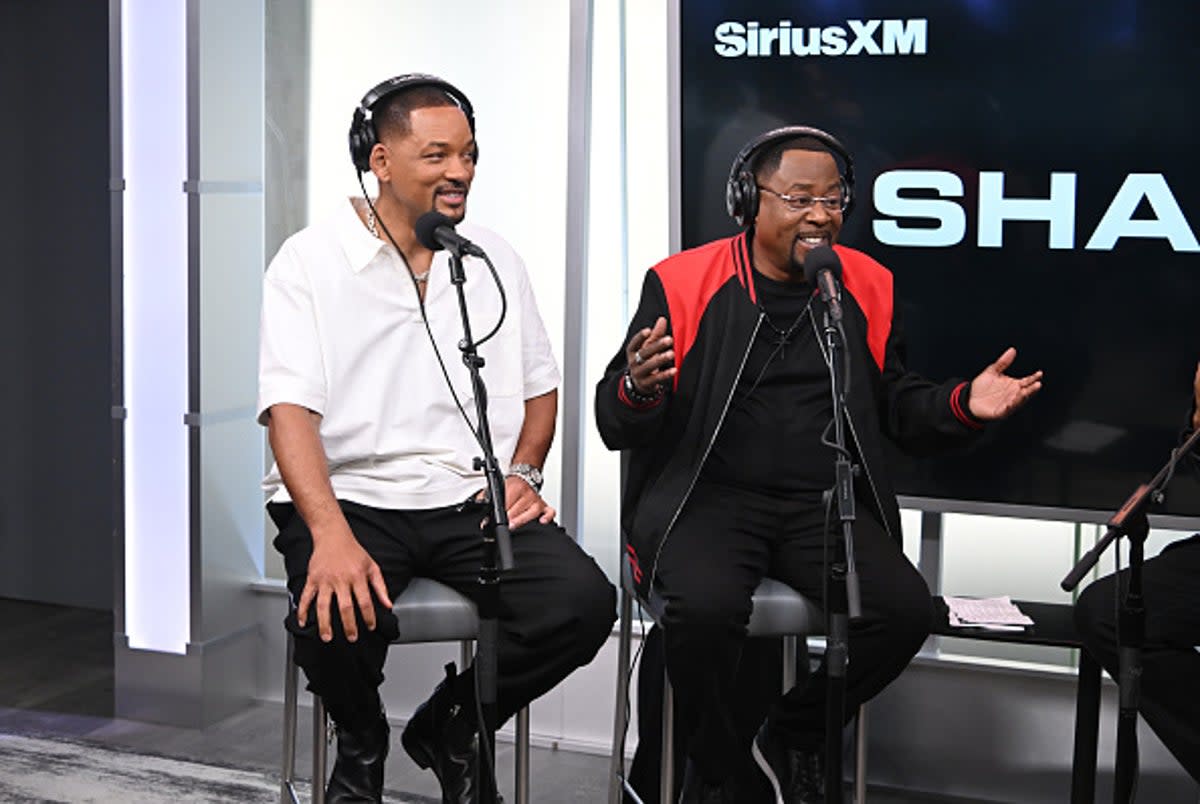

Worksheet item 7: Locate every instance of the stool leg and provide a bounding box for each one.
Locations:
[661,673,675,804]
[782,635,798,692]
[281,634,298,804]
[609,588,634,804]
[855,703,868,803]
[516,706,530,804]
[312,696,327,804]
[1071,650,1101,804]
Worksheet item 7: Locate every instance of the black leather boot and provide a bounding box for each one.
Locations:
[326,711,390,803]
[401,663,487,804]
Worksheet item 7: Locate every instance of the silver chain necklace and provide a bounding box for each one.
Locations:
[366,206,431,284]
[758,298,813,358]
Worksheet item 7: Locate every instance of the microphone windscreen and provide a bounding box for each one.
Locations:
[415,210,454,252]
[803,244,842,285]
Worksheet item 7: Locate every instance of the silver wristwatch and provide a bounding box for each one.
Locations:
[507,462,544,493]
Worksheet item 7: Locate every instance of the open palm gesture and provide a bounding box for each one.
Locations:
[968,347,1043,421]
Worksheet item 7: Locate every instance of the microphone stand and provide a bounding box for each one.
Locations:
[1061,426,1200,804]
[447,243,515,804]
[821,308,862,804]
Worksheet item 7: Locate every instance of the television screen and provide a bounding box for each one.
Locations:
[677,0,1200,521]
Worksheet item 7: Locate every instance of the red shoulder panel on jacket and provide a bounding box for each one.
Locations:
[651,235,744,387]
[834,244,893,372]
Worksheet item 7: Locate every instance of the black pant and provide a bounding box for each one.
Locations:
[652,481,932,782]
[1074,533,1200,782]
[270,499,616,733]
[626,626,798,803]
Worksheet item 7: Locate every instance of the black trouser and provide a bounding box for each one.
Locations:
[652,481,932,783]
[627,626,798,803]
[270,499,616,733]
[1074,533,1200,782]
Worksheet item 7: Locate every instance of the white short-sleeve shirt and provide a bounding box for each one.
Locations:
[258,198,560,510]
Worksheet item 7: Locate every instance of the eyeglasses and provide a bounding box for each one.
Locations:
[757,185,847,213]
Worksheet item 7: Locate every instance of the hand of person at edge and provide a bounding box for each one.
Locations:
[967,347,1044,421]
[1192,361,1200,432]
[296,523,391,644]
[626,316,675,395]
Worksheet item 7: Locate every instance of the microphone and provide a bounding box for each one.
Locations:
[803,244,843,323]
[414,210,485,257]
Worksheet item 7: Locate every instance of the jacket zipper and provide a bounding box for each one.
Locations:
[647,314,765,587]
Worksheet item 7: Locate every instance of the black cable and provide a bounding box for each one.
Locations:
[471,253,508,348]
[818,417,853,462]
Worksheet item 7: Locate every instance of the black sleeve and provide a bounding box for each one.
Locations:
[594,270,674,451]
[877,299,985,456]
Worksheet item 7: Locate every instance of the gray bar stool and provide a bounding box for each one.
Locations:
[281,577,530,804]
[609,562,867,803]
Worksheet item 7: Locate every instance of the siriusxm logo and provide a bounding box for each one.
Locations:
[714,18,928,58]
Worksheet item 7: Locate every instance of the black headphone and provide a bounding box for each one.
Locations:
[725,125,855,227]
[347,73,477,174]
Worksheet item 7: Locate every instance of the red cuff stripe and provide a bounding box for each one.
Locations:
[626,544,643,585]
[950,382,983,430]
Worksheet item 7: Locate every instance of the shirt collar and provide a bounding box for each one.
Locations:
[338,197,389,274]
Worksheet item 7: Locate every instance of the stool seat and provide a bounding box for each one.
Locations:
[748,578,825,635]
[393,578,480,643]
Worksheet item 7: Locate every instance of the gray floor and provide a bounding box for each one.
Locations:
[0,597,989,803]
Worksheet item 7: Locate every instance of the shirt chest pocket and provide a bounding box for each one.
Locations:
[441,308,527,404]
[476,322,525,400]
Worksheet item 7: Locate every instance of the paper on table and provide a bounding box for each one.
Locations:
[944,595,1034,631]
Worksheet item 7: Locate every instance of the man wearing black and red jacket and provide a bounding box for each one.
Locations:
[595,126,1043,803]
[1074,364,1200,783]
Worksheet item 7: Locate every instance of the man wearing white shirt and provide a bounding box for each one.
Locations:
[258,74,615,804]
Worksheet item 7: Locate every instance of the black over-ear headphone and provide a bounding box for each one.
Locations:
[725,125,855,227]
[347,73,477,174]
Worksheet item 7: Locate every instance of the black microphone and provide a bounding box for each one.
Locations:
[803,244,843,323]
[414,210,485,257]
